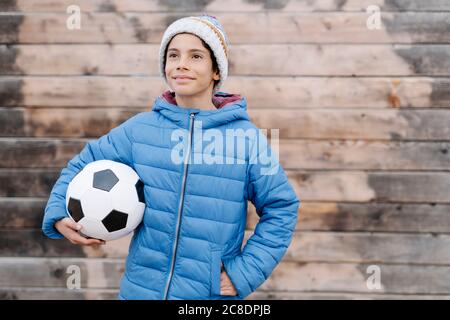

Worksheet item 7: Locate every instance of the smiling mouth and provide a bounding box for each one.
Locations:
[174,77,195,82]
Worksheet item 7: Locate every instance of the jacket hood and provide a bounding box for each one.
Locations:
[152,90,250,129]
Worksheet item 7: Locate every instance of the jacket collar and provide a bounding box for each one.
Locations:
[152,90,250,129]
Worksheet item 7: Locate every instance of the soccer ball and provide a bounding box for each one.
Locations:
[65,160,145,241]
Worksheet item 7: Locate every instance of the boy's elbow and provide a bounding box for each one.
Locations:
[285,194,300,232]
[42,220,58,239]
[42,204,67,240]
[286,192,300,217]
[42,220,65,240]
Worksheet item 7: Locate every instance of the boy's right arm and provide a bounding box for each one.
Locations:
[42,117,135,240]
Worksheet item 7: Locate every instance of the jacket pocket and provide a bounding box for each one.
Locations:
[210,248,222,296]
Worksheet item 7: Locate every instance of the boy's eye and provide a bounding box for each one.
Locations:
[168,53,202,59]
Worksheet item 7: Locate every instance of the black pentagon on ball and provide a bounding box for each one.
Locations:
[135,180,145,203]
[102,210,128,232]
[68,197,84,222]
[93,169,119,192]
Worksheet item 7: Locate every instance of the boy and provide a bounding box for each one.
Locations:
[42,15,300,300]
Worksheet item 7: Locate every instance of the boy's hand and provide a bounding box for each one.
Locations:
[55,218,106,246]
[220,270,237,296]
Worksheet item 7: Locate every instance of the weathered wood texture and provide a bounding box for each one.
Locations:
[4,257,450,296]
[5,230,450,267]
[2,0,450,12]
[1,14,450,44]
[2,108,450,140]
[2,45,450,75]
[1,0,450,300]
[2,77,449,108]
[2,139,450,170]
[2,199,450,233]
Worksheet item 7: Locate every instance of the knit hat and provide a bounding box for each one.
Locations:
[159,15,230,93]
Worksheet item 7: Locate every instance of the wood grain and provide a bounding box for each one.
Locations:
[2,0,450,12]
[2,77,448,108]
[3,44,450,75]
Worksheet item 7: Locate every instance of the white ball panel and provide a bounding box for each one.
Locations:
[127,202,145,230]
[78,216,109,240]
[65,169,94,207]
[101,228,133,241]
[80,187,114,221]
[110,181,139,214]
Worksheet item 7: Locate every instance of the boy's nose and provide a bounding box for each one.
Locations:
[176,57,190,69]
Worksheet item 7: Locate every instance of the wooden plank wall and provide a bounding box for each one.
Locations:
[1,0,450,299]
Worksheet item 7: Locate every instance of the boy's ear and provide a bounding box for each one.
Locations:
[213,70,220,81]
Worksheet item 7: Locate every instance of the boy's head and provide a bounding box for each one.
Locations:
[159,15,230,95]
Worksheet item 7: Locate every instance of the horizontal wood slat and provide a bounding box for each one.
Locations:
[288,170,450,203]
[0,76,450,109]
[250,109,450,140]
[2,169,450,203]
[3,258,450,294]
[2,44,450,75]
[1,12,450,44]
[3,230,450,266]
[3,199,449,234]
[1,139,450,171]
[259,261,450,294]
[0,287,119,300]
[1,287,449,300]
[2,108,450,140]
[248,202,450,233]
[0,139,84,168]
[2,0,450,13]
[2,77,448,108]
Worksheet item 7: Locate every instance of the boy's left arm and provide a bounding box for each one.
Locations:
[222,133,300,299]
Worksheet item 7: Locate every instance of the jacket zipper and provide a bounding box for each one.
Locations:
[163,112,195,299]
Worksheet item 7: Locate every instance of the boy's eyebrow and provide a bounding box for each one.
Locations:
[167,48,206,53]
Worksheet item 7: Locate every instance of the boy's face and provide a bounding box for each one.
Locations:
[165,33,220,96]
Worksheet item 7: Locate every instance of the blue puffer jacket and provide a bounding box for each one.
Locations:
[42,91,300,300]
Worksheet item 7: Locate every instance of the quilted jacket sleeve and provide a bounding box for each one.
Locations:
[223,131,300,298]
[41,119,135,240]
